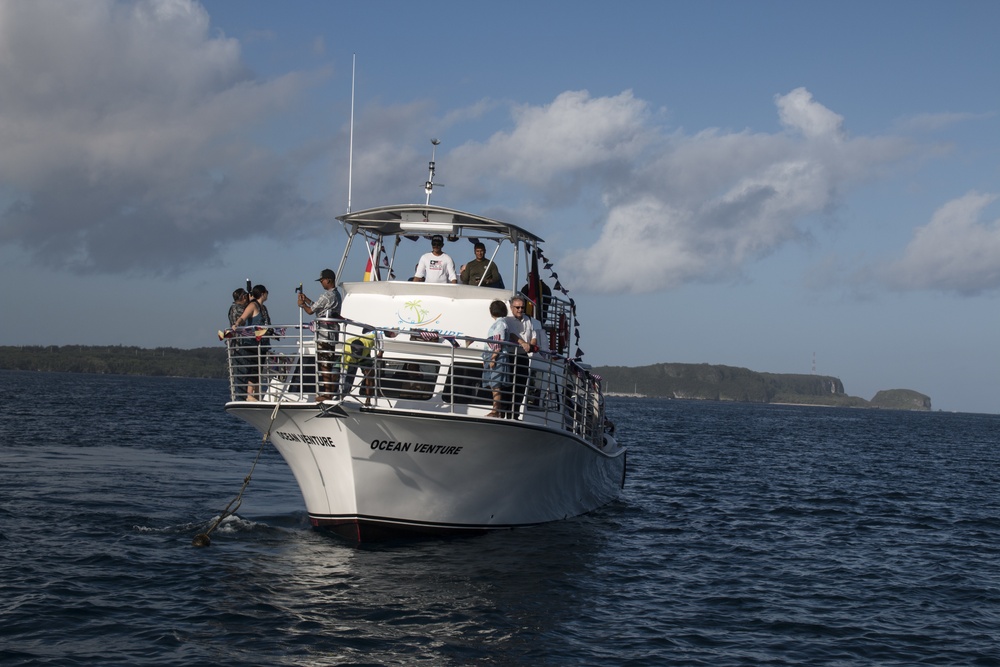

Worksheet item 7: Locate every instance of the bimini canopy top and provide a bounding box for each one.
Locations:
[336,204,544,246]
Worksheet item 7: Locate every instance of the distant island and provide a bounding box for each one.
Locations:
[592,363,931,411]
[0,346,931,411]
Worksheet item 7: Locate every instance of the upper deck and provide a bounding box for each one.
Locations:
[332,203,570,350]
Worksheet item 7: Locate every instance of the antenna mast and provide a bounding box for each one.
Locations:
[347,54,356,213]
[424,138,441,205]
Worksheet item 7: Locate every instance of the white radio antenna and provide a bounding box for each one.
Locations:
[346,54,356,214]
[424,138,442,205]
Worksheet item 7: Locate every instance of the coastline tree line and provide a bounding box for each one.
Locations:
[0,345,228,379]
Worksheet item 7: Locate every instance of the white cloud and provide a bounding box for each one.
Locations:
[448,87,912,293]
[882,192,1000,295]
[0,2,923,296]
[776,87,845,139]
[0,0,322,275]
[893,111,995,133]
[445,90,654,206]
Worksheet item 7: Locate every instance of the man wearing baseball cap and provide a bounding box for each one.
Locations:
[298,269,341,318]
[297,268,343,401]
[413,235,457,284]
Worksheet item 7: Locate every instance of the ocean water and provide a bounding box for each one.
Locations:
[1,369,999,666]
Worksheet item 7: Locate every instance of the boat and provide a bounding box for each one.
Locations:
[223,148,626,542]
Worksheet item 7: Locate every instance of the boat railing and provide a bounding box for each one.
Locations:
[223,318,607,446]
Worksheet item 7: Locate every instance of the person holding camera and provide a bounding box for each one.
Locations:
[298,269,343,401]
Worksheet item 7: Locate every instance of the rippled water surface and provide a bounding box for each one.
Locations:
[2,370,999,665]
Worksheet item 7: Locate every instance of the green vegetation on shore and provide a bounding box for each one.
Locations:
[869,389,932,410]
[591,362,931,410]
[0,345,227,378]
[0,346,931,410]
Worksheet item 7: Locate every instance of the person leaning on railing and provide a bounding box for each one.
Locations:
[482,299,513,418]
[297,268,342,402]
[505,295,536,420]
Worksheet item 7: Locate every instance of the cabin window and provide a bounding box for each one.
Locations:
[379,360,438,400]
[442,362,492,405]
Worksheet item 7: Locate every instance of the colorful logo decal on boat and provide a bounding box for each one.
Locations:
[396,299,442,327]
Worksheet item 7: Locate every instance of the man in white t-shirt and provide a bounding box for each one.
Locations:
[413,235,457,283]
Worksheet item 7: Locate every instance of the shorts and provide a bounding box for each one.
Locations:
[482,358,512,389]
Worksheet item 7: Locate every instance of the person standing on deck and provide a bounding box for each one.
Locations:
[232,286,268,401]
[413,235,457,283]
[298,269,343,402]
[482,300,513,418]
[460,242,503,288]
[228,288,248,327]
[227,288,250,399]
[505,296,536,420]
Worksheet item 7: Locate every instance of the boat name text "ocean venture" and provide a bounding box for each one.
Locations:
[371,440,463,455]
[275,431,335,447]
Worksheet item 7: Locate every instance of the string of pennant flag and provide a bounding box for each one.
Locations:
[533,245,584,361]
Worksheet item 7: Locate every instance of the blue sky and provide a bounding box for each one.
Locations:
[2,0,999,413]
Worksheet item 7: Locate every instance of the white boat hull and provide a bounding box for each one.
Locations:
[227,402,626,541]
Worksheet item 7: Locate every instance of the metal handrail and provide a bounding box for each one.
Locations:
[224,319,607,446]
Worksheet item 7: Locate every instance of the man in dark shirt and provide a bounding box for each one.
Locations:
[460,243,503,288]
[520,271,551,322]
